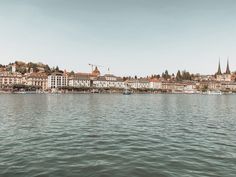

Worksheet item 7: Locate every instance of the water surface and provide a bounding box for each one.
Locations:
[0,94,236,177]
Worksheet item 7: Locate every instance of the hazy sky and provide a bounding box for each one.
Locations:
[0,0,236,76]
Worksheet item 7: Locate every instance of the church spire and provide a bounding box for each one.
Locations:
[226,58,231,74]
[216,59,222,75]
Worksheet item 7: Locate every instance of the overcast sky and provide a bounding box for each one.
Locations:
[0,0,236,76]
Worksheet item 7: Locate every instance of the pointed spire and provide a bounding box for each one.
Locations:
[217,58,222,75]
[226,58,231,74]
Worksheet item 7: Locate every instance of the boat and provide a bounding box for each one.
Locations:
[13,91,37,94]
[123,86,132,95]
[203,90,222,95]
[91,89,99,93]
[123,90,132,95]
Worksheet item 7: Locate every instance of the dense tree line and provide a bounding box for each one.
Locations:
[162,70,171,80]
[176,70,193,81]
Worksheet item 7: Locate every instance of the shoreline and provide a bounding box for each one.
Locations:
[0,91,235,95]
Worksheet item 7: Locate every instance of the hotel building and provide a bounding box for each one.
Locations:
[48,72,68,89]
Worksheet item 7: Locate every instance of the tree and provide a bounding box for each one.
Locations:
[162,70,171,80]
[16,67,27,74]
[176,70,182,81]
[70,71,75,76]
[182,70,191,80]
[123,77,128,81]
[165,70,169,77]
[44,65,51,74]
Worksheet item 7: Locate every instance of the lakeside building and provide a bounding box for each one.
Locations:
[231,73,236,81]
[221,82,236,92]
[208,81,222,91]
[162,81,197,93]
[126,78,150,89]
[149,78,162,90]
[26,72,48,91]
[200,81,236,92]
[161,82,175,92]
[0,71,22,86]
[182,82,197,93]
[193,75,216,82]
[0,65,22,89]
[48,72,68,89]
[68,73,91,88]
[68,67,125,89]
[93,74,124,89]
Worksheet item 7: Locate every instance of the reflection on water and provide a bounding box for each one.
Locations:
[0,94,236,177]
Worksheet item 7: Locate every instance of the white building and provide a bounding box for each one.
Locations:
[127,78,150,89]
[149,78,162,90]
[68,74,91,88]
[48,72,68,89]
[161,81,197,93]
[93,74,124,88]
[183,82,197,93]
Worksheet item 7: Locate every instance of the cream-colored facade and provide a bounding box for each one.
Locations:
[0,71,22,86]
[93,74,124,88]
[149,79,162,90]
[216,74,231,82]
[26,73,48,91]
[69,74,91,88]
[126,79,149,89]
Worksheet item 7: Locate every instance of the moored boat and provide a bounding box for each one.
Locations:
[202,90,222,95]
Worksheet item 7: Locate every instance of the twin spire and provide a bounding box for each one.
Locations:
[217,58,231,75]
[226,59,230,74]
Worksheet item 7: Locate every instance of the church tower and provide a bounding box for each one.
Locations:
[92,66,100,77]
[225,59,231,74]
[216,59,222,75]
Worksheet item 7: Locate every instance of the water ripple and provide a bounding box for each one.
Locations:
[0,94,236,177]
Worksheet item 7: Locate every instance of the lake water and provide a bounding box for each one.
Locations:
[0,94,236,177]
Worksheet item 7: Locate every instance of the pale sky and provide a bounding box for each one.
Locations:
[0,0,236,76]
